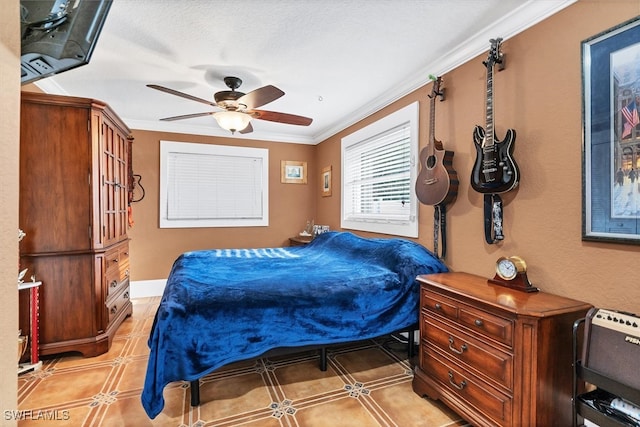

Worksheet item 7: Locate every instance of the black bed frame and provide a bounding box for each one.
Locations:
[189,326,417,407]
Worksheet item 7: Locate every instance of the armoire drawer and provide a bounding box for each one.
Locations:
[107,285,130,324]
[116,244,130,282]
[106,273,128,299]
[421,317,513,389]
[105,241,129,298]
[421,346,513,426]
[105,242,130,280]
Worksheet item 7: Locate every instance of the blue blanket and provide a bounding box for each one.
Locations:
[141,232,447,418]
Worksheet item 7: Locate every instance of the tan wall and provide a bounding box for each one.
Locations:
[316,0,640,313]
[3,0,637,418]
[0,1,20,424]
[128,130,317,280]
[132,2,640,314]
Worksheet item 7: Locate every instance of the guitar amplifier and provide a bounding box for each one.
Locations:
[582,307,640,389]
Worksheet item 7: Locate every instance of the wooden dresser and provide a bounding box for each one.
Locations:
[19,92,133,358]
[413,272,592,427]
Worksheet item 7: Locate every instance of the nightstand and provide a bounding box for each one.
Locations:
[289,235,313,246]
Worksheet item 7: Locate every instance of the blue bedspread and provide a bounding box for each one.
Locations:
[141,231,447,418]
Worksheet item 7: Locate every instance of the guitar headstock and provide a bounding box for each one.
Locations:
[428,74,445,101]
[483,37,504,69]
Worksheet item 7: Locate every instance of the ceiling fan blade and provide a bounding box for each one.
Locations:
[238,85,284,110]
[159,112,214,121]
[239,122,254,134]
[249,110,313,126]
[147,84,217,107]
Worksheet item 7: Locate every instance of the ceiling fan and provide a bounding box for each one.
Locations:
[146,76,313,134]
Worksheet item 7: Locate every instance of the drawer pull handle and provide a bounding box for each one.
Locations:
[112,258,119,263]
[125,269,130,277]
[474,319,484,327]
[448,371,467,390]
[110,306,118,314]
[434,303,442,310]
[448,337,467,354]
[109,280,118,289]
[123,292,130,300]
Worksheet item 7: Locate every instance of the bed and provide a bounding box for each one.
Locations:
[141,231,448,418]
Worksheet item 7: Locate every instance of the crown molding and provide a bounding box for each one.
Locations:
[125,118,316,145]
[311,0,578,144]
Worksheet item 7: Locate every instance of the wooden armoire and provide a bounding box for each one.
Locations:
[19,91,133,358]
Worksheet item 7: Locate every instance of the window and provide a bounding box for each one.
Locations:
[160,141,268,228]
[341,102,419,237]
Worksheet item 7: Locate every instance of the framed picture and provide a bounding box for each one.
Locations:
[582,16,640,244]
[281,160,307,184]
[321,165,332,197]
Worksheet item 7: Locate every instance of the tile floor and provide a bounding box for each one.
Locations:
[17,297,469,426]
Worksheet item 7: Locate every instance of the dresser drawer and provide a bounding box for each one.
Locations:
[422,317,513,389]
[422,289,458,320]
[458,304,513,348]
[421,346,513,426]
[423,289,514,348]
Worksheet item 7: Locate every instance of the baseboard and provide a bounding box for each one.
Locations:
[130,279,167,298]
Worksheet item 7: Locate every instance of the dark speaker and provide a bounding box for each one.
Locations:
[582,307,640,390]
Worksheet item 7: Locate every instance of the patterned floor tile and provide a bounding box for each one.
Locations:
[17,297,468,427]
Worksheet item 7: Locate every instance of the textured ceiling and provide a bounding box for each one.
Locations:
[34,0,577,144]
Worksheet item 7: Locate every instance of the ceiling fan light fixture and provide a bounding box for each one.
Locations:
[213,111,252,133]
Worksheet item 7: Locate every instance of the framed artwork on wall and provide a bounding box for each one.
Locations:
[321,166,332,197]
[281,160,307,184]
[582,16,640,244]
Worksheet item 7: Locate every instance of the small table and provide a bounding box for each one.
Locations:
[289,235,313,246]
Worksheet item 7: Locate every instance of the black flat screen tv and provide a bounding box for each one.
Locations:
[20,0,113,85]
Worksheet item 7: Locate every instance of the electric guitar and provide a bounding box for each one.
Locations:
[416,75,458,206]
[471,38,519,194]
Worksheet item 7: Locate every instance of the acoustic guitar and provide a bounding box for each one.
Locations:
[471,38,519,194]
[415,76,458,206]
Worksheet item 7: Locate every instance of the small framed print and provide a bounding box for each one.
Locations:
[281,160,307,184]
[321,166,332,197]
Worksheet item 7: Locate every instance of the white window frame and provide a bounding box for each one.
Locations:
[341,102,419,237]
[159,140,269,228]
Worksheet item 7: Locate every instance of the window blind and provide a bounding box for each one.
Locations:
[343,123,412,222]
[160,141,268,228]
[166,152,263,220]
[340,101,419,237]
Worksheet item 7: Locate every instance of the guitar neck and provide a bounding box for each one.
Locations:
[428,92,436,151]
[485,64,494,148]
